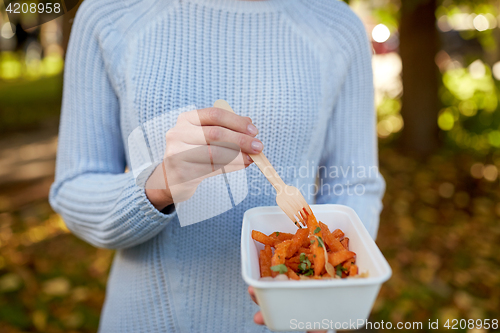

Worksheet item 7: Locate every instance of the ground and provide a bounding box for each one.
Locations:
[0,124,499,332]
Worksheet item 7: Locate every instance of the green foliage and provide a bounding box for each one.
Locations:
[373,5,400,30]
[370,148,500,328]
[439,62,500,154]
[0,76,62,133]
[436,3,498,51]
[0,181,112,333]
[377,96,404,140]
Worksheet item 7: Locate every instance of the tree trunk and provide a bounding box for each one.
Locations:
[399,0,440,156]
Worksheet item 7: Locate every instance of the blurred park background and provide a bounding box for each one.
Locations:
[1,0,500,332]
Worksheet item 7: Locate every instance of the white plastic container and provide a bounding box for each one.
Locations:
[241,204,392,332]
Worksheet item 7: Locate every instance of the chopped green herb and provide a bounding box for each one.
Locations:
[304,269,314,276]
[276,232,280,237]
[314,227,321,234]
[310,240,315,244]
[335,265,343,277]
[298,254,311,273]
[313,254,316,258]
[299,253,311,267]
[270,264,288,274]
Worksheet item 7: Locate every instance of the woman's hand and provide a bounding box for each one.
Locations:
[145,107,262,211]
[248,286,327,333]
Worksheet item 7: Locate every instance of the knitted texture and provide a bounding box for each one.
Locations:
[49,0,386,332]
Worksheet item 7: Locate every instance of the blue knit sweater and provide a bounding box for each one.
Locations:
[49,0,385,331]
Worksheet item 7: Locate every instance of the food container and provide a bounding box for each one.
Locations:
[241,204,392,331]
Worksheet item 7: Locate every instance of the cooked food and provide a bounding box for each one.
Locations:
[252,213,364,280]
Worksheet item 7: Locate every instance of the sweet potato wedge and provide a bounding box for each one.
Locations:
[319,222,345,253]
[287,269,300,280]
[341,237,349,250]
[342,258,356,271]
[285,261,300,271]
[270,232,294,242]
[252,230,275,246]
[332,228,344,240]
[259,245,273,277]
[288,253,314,263]
[307,215,325,276]
[271,240,292,277]
[328,250,356,267]
[297,247,312,254]
[286,228,309,258]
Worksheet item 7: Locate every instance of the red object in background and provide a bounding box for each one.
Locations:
[372,41,388,54]
[371,35,399,55]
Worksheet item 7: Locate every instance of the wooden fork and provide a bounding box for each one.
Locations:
[213,99,313,227]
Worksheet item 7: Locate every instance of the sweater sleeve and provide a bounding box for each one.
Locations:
[49,3,176,249]
[315,22,385,239]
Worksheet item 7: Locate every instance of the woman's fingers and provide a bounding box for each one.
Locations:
[168,145,251,166]
[218,153,253,172]
[248,287,265,325]
[152,107,258,209]
[196,108,258,136]
[171,122,263,154]
[248,286,258,304]
[253,311,265,325]
[200,126,263,154]
[173,108,262,154]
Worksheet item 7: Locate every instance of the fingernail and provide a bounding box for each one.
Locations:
[246,154,252,162]
[251,141,263,152]
[247,124,258,135]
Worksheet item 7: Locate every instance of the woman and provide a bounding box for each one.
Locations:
[50,0,385,332]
